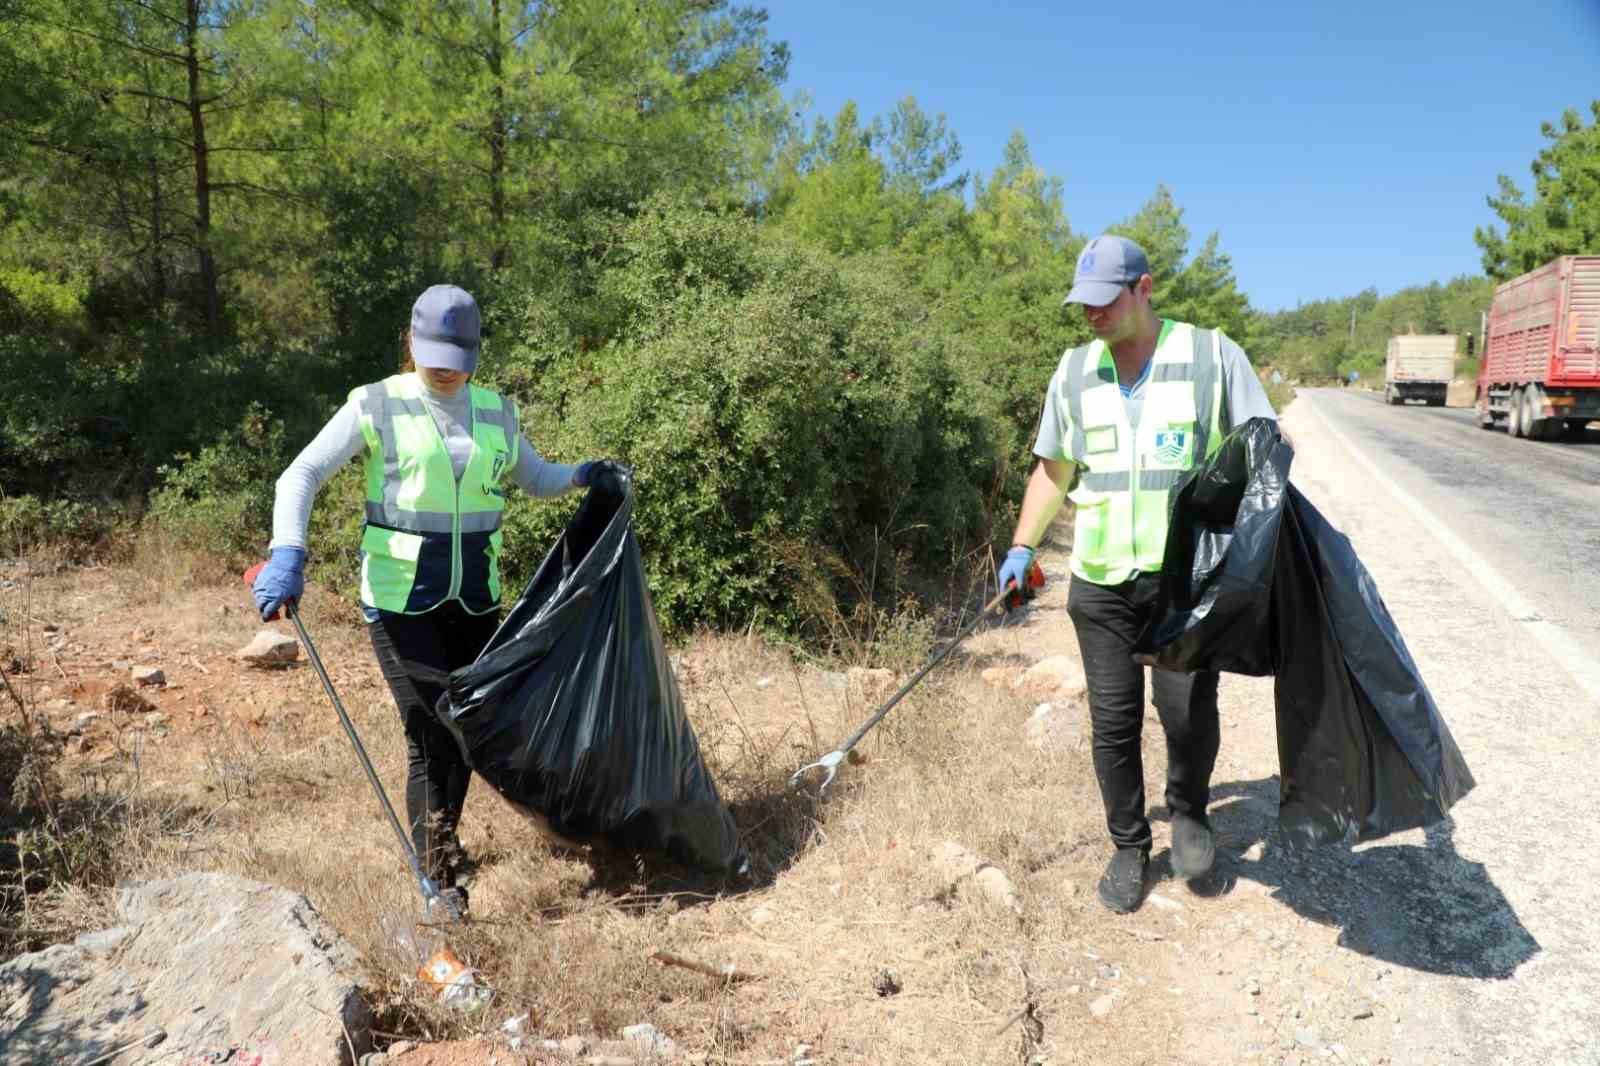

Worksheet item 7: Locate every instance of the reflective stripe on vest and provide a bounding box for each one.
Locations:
[352,374,520,615]
[1060,321,1223,585]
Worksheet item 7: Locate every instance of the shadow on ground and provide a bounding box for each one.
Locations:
[1175,776,1540,980]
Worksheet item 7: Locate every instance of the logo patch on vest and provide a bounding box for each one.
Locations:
[1152,429,1189,465]
[485,448,509,498]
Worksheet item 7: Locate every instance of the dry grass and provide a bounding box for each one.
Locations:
[2,543,1162,1065]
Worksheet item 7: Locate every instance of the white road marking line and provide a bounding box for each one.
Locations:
[1297,391,1600,710]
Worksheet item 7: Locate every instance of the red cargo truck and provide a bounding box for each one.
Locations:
[1477,255,1600,439]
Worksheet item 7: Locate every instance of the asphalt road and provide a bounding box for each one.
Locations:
[1275,394,1600,1065]
[1295,387,1600,663]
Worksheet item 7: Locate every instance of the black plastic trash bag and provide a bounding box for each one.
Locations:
[438,464,746,875]
[1134,418,1474,846]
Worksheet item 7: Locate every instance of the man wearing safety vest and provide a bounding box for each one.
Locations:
[997,235,1278,914]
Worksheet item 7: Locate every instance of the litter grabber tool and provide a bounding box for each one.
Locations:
[285,603,464,921]
[239,563,462,922]
[790,561,1045,796]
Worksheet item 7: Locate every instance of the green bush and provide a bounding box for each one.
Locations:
[0,494,117,561]
[145,403,293,561]
[490,197,1001,638]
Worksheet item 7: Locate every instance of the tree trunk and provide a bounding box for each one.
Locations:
[185,0,221,336]
[142,61,166,308]
[149,150,166,307]
[487,0,507,272]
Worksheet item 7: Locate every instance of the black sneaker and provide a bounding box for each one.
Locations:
[1097,847,1149,914]
[1171,814,1216,880]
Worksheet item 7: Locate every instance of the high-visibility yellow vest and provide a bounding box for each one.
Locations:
[1058,320,1224,585]
[352,374,519,615]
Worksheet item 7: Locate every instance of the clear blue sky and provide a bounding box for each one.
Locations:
[763,0,1600,311]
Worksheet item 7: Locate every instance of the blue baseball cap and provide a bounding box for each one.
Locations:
[410,284,480,373]
[1064,235,1151,307]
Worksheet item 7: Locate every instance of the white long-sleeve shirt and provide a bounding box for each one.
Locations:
[269,375,578,551]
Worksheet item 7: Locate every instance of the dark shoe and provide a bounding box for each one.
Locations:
[1171,814,1215,879]
[1097,847,1149,913]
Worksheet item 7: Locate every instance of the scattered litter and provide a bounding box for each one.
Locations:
[647,947,755,983]
[419,947,491,1011]
[501,1012,530,1049]
[621,1022,675,1058]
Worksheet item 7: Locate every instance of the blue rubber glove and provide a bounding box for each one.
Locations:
[572,460,605,488]
[251,546,305,621]
[997,546,1035,610]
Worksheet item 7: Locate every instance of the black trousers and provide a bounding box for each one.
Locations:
[1067,573,1220,852]
[367,602,500,885]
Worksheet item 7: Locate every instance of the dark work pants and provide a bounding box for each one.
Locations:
[367,602,500,885]
[1067,573,1220,852]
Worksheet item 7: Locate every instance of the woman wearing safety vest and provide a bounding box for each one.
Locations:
[997,236,1279,916]
[248,284,607,915]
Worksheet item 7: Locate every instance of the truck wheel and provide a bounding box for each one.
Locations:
[1507,388,1524,437]
[1385,386,1398,406]
[1522,388,1557,440]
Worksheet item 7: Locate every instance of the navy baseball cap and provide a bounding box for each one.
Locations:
[1064,235,1151,307]
[410,285,480,373]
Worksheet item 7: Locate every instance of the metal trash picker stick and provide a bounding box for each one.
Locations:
[790,584,1015,796]
[285,602,461,922]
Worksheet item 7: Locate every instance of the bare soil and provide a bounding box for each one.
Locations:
[3,394,1589,1065]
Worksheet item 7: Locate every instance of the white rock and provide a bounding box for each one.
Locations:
[131,665,165,686]
[1024,700,1084,752]
[1088,992,1119,1017]
[1012,655,1087,699]
[238,631,300,665]
[749,905,777,927]
[929,841,1019,913]
[973,865,1022,914]
[0,874,369,1064]
[69,711,101,734]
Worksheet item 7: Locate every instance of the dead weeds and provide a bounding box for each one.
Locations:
[2,548,1173,1065]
